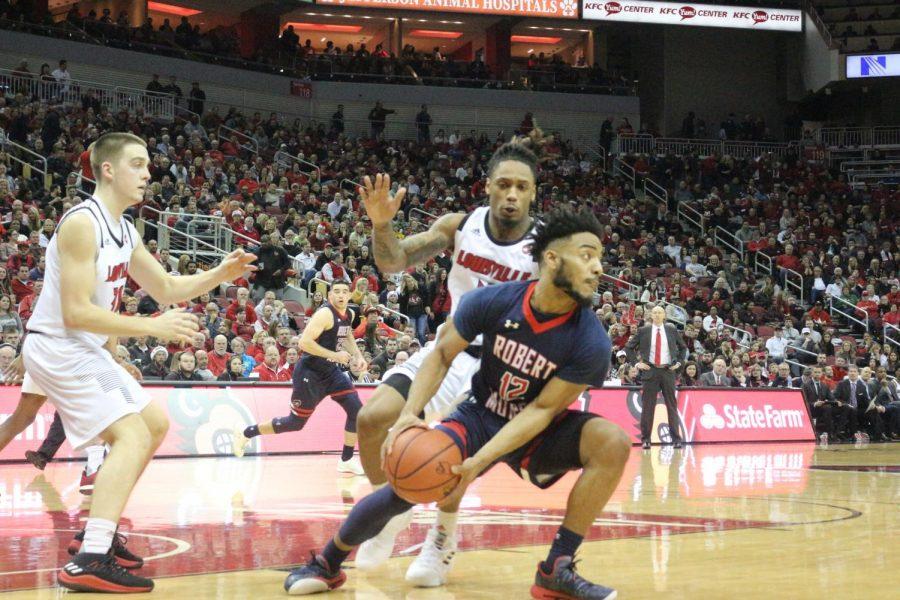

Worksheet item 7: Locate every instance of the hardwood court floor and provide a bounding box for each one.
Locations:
[1,442,898,599]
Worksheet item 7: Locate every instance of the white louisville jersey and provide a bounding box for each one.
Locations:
[28,197,138,348]
[449,205,538,318]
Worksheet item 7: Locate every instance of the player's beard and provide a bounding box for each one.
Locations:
[553,258,593,308]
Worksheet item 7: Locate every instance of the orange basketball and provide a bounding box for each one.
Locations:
[385,425,462,504]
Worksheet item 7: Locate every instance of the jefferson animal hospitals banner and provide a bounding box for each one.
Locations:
[582,0,803,31]
[316,0,578,18]
[0,385,814,461]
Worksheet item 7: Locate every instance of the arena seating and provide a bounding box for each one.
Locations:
[0,45,898,403]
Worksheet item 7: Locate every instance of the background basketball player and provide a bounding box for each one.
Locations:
[23,132,255,593]
[234,279,366,475]
[353,134,541,586]
[284,207,629,600]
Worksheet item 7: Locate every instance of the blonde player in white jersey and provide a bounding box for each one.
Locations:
[353,138,540,587]
[23,132,255,594]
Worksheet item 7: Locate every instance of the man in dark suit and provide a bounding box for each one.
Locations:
[697,359,732,387]
[802,367,838,441]
[833,365,872,440]
[625,306,688,450]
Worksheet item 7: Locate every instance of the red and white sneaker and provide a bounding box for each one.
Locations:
[79,467,98,496]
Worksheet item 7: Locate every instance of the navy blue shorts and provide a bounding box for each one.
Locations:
[436,398,597,490]
[291,362,357,418]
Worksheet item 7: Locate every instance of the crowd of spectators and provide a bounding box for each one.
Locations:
[0,3,632,95]
[1,48,899,440]
[816,4,900,51]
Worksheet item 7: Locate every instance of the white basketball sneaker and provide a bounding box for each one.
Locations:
[405,526,458,587]
[337,456,365,475]
[233,428,249,458]
[354,507,414,570]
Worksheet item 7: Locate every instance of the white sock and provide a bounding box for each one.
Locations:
[85,445,106,474]
[81,518,117,555]
[435,510,458,540]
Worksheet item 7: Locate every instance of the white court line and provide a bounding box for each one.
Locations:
[0,528,192,577]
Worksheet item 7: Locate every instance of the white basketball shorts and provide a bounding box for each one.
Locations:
[21,372,45,396]
[383,339,480,415]
[23,333,151,450]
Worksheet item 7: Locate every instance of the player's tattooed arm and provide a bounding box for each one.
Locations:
[373,213,462,273]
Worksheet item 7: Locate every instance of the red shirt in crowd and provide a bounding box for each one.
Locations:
[206,351,231,376]
[79,149,94,180]
[855,298,879,319]
[11,277,33,303]
[226,301,257,323]
[776,253,801,271]
[253,362,291,382]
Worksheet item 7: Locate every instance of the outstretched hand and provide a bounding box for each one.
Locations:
[359,174,407,227]
[217,249,257,282]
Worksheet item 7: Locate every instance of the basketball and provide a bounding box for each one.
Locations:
[384,425,463,504]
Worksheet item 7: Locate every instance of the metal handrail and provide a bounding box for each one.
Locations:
[612,157,635,187]
[783,267,805,306]
[221,223,261,249]
[754,252,773,276]
[677,202,706,233]
[376,304,410,326]
[714,226,745,261]
[147,218,228,265]
[307,277,332,298]
[587,145,606,172]
[410,207,438,222]
[829,295,868,333]
[613,134,791,159]
[1,137,50,189]
[785,343,820,358]
[341,178,361,193]
[803,0,836,50]
[68,170,96,198]
[644,178,667,208]
[601,273,641,301]
[274,150,321,181]
[217,124,258,156]
[840,159,900,173]
[722,322,753,349]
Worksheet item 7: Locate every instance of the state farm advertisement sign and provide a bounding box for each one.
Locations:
[583,1,802,31]
[574,387,814,444]
[316,0,578,19]
[679,389,814,443]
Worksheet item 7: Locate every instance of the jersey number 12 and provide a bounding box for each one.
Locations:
[499,371,529,401]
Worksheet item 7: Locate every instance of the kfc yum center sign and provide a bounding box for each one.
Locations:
[583,0,802,31]
[316,0,578,19]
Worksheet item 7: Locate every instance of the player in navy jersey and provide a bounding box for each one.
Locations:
[285,208,630,599]
[234,280,367,474]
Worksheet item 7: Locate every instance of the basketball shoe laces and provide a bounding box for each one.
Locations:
[73,552,142,583]
[415,527,456,570]
[553,556,602,595]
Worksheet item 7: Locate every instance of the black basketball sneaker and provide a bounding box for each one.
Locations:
[531,556,617,600]
[58,551,154,593]
[283,553,346,595]
[68,530,144,569]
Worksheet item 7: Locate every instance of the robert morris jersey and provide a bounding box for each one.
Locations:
[28,197,138,349]
[453,281,611,421]
[448,206,537,317]
[299,303,353,372]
